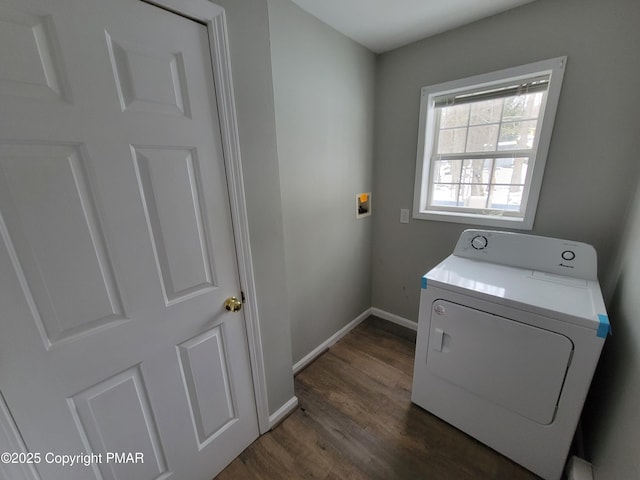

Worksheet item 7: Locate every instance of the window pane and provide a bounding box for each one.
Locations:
[459,183,489,209]
[489,185,524,211]
[432,159,464,183]
[498,120,538,150]
[431,184,460,207]
[507,185,525,209]
[437,128,467,154]
[502,92,543,121]
[469,99,502,125]
[440,104,469,128]
[492,157,528,185]
[466,125,499,152]
[461,159,492,185]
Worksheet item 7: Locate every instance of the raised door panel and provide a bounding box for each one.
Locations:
[0,393,40,480]
[105,32,190,117]
[70,366,171,480]
[132,146,217,305]
[0,5,69,102]
[178,327,237,449]
[0,143,126,348]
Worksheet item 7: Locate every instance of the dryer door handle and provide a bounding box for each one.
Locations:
[432,328,445,352]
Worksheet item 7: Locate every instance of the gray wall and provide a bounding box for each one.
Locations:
[584,182,640,479]
[372,0,640,321]
[267,0,376,363]
[214,0,295,414]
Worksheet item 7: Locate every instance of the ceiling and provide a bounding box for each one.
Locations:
[289,0,537,53]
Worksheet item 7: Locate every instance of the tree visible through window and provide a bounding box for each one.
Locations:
[413,57,566,230]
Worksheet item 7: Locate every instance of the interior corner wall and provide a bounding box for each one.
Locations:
[372,0,640,323]
[267,0,376,363]
[583,182,640,479]
[213,0,295,415]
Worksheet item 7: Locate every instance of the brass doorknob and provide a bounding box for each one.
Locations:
[224,296,242,312]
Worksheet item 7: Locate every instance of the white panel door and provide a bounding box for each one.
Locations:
[0,0,259,479]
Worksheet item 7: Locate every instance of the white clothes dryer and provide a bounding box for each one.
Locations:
[411,229,609,480]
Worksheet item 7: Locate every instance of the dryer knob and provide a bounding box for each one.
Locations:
[471,235,488,250]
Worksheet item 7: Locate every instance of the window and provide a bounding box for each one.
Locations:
[413,57,566,229]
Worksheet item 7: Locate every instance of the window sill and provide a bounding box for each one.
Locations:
[412,209,533,230]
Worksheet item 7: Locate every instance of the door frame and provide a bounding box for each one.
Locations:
[141,0,270,434]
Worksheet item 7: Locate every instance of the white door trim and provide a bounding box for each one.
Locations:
[141,0,270,434]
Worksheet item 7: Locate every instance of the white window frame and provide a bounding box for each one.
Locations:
[412,57,566,230]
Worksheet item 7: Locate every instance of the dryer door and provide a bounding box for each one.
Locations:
[427,300,573,425]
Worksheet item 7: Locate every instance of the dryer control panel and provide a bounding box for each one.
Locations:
[453,229,598,280]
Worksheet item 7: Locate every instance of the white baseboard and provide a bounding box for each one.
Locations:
[370,308,417,331]
[292,308,372,375]
[566,456,593,480]
[268,395,299,430]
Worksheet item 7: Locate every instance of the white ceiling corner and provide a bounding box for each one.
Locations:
[289,0,538,53]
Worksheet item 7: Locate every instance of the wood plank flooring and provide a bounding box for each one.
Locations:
[216,316,540,479]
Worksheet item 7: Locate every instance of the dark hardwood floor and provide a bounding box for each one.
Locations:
[216,316,540,479]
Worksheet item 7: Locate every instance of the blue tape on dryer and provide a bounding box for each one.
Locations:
[597,314,610,338]
[421,276,428,289]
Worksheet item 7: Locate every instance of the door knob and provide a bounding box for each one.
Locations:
[224,296,242,312]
